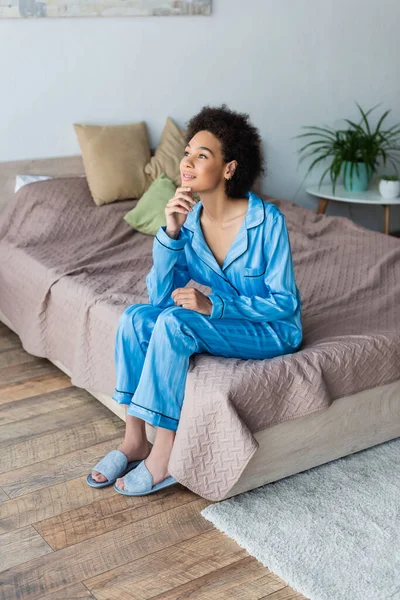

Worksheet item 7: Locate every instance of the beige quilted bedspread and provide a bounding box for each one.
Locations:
[1,178,399,500]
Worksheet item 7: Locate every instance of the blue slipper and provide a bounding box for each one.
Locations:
[113,459,177,496]
[86,448,151,488]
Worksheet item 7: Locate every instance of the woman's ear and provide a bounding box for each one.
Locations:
[225,160,238,180]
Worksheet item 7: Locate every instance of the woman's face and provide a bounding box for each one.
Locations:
[180,130,230,193]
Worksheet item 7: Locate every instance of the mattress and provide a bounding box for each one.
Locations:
[0,177,399,500]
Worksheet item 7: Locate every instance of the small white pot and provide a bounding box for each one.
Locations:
[379,179,400,199]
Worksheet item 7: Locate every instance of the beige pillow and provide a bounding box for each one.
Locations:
[73,122,151,206]
[145,117,186,187]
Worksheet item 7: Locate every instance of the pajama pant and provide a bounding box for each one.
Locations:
[112,303,291,431]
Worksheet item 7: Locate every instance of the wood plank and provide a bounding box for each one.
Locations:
[0,415,125,474]
[260,588,308,599]
[0,438,124,498]
[0,374,72,405]
[0,475,117,533]
[128,556,285,600]
[0,525,53,572]
[37,583,96,599]
[0,323,20,352]
[0,386,96,427]
[84,529,251,600]
[35,487,197,550]
[0,473,188,535]
[0,358,61,387]
[0,498,211,600]
[0,392,113,449]
[0,347,41,370]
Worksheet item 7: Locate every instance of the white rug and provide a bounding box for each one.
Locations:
[201,437,400,600]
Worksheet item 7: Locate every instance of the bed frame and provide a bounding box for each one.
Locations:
[1,156,400,500]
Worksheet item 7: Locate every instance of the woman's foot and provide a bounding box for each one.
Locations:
[115,434,175,491]
[115,426,176,491]
[115,453,170,490]
[91,440,152,484]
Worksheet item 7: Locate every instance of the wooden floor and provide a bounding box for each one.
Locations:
[0,321,307,600]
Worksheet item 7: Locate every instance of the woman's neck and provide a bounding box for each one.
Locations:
[199,190,248,225]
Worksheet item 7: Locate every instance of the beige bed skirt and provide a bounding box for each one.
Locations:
[1,308,400,500]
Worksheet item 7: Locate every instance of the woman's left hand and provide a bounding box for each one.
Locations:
[171,287,212,316]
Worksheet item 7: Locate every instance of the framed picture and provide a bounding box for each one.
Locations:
[0,0,212,19]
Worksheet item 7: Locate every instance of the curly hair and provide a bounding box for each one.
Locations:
[184,103,265,197]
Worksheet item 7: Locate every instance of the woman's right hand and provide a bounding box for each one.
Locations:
[165,187,197,237]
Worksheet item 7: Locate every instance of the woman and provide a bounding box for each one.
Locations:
[87,104,303,496]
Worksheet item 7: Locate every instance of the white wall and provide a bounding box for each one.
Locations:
[1,0,400,232]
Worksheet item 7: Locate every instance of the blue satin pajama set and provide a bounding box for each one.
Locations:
[112,191,303,431]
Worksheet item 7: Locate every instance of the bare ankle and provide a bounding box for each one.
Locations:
[120,438,150,452]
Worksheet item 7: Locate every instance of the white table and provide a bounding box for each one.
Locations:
[306,183,400,235]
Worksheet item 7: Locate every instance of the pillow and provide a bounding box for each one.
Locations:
[15,175,53,193]
[144,117,186,187]
[123,172,176,236]
[73,122,151,206]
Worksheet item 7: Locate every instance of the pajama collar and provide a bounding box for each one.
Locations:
[182,190,265,275]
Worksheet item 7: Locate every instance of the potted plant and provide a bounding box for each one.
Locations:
[295,103,400,194]
[379,175,400,199]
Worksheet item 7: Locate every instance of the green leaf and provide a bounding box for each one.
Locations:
[374,109,391,135]
[355,102,381,135]
[344,119,365,133]
[381,124,400,135]
[388,159,399,174]
[300,151,334,180]
[317,164,333,189]
[296,125,337,138]
[298,144,333,159]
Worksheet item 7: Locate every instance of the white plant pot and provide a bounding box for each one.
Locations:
[379,179,400,199]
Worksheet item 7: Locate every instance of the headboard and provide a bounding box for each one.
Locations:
[0,155,85,215]
[0,154,264,215]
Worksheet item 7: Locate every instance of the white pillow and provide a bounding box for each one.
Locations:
[15,175,53,193]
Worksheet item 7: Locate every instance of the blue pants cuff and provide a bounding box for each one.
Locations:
[112,390,132,405]
[126,401,178,431]
[113,389,179,431]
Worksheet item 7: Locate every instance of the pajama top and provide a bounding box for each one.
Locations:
[146,190,303,351]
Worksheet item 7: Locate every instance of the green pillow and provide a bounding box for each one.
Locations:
[123,172,176,235]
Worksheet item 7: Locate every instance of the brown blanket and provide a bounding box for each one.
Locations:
[1,178,399,500]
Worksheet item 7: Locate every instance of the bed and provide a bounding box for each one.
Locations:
[0,155,399,502]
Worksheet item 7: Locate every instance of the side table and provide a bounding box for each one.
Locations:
[306,183,400,236]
